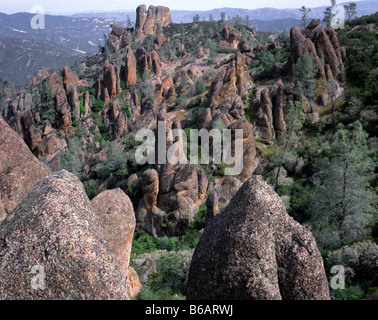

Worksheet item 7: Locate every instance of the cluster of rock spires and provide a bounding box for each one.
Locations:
[250,19,346,144]
[0,114,329,300]
[135,4,172,41]
[0,5,336,299]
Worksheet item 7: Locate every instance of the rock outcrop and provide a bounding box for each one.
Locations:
[205,192,219,226]
[250,80,289,144]
[125,51,137,89]
[0,116,50,225]
[48,72,72,134]
[207,53,252,111]
[106,23,131,53]
[0,170,132,300]
[135,4,172,41]
[186,176,330,300]
[284,20,346,105]
[91,188,136,278]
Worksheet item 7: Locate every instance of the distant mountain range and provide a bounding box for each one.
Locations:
[0,13,121,85]
[0,36,86,85]
[71,0,378,24]
[0,12,116,53]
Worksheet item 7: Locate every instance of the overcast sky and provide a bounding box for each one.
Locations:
[0,0,369,14]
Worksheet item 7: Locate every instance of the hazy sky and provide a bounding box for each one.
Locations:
[0,0,369,14]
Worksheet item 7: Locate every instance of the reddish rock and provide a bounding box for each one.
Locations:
[91,188,136,278]
[0,116,50,224]
[125,51,137,88]
[149,50,162,77]
[103,61,117,99]
[0,170,131,300]
[62,66,79,93]
[205,192,219,225]
[135,4,172,40]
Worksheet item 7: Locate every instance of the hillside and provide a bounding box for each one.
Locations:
[0,12,116,53]
[0,4,377,302]
[0,36,86,85]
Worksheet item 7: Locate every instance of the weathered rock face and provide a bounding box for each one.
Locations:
[284,20,346,104]
[0,116,50,225]
[48,72,72,134]
[91,188,136,278]
[251,87,276,144]
[219,26,241,49]
[125,51,137,89]
[250,80,289,144]
[135,113,208,237]
[207,53,252,111]
[62,66,79,93]
[205,192,219,226]
[135,4,172,41]
[102,98,127,140]
[227,119,256,182]
[0,170,131,300]
[154,74,176,105]
[103,60,118,100]
[149,50,162,77]
[107,23,130,53]
[186,176,330,300]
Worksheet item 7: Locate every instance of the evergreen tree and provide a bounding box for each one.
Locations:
[272,100,303,191]
[309,121,376,250]
[39,79,55,124]
[344,2,357,22]
[193,14,200,24]
[220,12,226,23]
[126,15,133,29]
[293,52,318,112]
[323,0,337,27]
[245,15,250,27]
[299,6,312,28]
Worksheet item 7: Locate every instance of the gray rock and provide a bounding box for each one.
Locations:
[186,176,330,300]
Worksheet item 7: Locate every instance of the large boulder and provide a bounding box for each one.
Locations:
[91,188,136,278]
[186,176,330,300]
[0,116,50,225]
[0,170,132,300]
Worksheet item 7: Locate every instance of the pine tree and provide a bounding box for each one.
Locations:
[272,100,303,191]
[39,79,55,124]
[220,12,226,24]
[344,2,357,22]
[299,6,312,28]
[323,0,337,27]
[309,121,376,250]
[293,52,318,112]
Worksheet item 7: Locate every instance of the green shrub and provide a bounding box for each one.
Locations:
[195,77,206,95]
[175,94,188,107]
[92,99,104,112]
[303,117,313,128]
